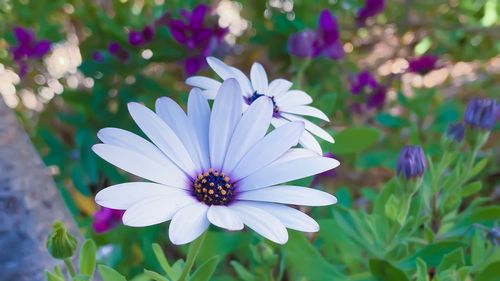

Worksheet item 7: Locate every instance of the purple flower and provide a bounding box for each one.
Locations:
[108,41,130,62]
[92,207,125,233]
[396,145,427,179]
[356,0,385,26]
[350,70,378,94]
[128,25,155,46]
[445,123,465,142]
[287,29,318,58]
[311,152,338,187]
[464,98,499,131]
[288,10,344,60]
[162,4,228,74]
[407,55,440,75]
[349,71,386,112]
[9,26,52,76]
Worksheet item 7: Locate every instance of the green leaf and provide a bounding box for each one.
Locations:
[283,231,344,279]
[468,159,488,179]
[437,248,465,273]
[98,265,127,281]
[332,127,382,155]
[376,113,409,128]
[384,194,399,222]
[400,241,466,269]
[471,230,486,265]
[461,181,482,197]
[79,240,97,278]
[416,258,429,281]
[230,261,256,281]
[369,259,409,281]
[45,271,64,281]
[189,256,220,281]
[143,269,168,281]
[475,261,500,281]
[152,243,174,278]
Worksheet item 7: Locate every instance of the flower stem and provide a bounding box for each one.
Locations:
[178,231,207,281]
[64,258,76,278]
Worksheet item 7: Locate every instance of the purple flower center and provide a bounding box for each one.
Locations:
[192,168,235,205]
[247,92,280,117]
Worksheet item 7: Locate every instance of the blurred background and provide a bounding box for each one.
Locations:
[0,0,499,280]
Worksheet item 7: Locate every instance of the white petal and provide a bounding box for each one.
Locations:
[298,129,323,155]
[238,157,340,192]
[128,102,197,175]
[223,97,273,174]
[250,63,268,95]
[123,195,195,227]
[209,79,243,169]
[202,89,218,99]
[188,89,211,171]
[230,201,288,244]
[207,205,244,231]
[282,113,334,143]
[97,127,176,167]
[275,90,312,107]
[268,79,292,98]
[232,121,304,181]
[229,66,253,95]
[238,185,337,206]
[93,144,188,188]
[241,202,319,232]
[206,56,235,79]
[95,182,189,209]
[156,97,202,171]
[272,148,319,165]
[280,105,330,121]
[169,202,210,245]
[185,76,222,91]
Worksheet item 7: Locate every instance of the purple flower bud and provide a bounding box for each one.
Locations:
[128,30,144,46]
[445,123,465,142]
[184,55,206,76]
[407,55,440,75]
[108,42,130,61]
[356,0,385,26]
[92,207,125,233]
[366,86,386,109]
[13,26,35,45]
[397,145,427,179]
[318,9,339,44]
[350,71,378,94]
[464,98,499,131]
[32,40,51,58]
[288,29,318,58]
[142,25,155,42]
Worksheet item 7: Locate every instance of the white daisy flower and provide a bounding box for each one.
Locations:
[93,79,339,245]
[185,57,333,154]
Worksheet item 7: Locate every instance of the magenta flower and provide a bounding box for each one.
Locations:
[128,25,155,46]
[162,4,228,75]
[350,70,378,94]
[9,26,52,76]
[288,9,345,60]
[407,55,440,75]
[356,0,385,26]
[92,207,125,233]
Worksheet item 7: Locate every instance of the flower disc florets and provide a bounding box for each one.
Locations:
[193,168,235,205]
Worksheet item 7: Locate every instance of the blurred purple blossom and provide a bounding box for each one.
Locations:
[161,4,228,75]
[92,51,105,62]
[407,55,440,75]
[128,25,155,46]
[464,98,499,131]
[92,207,125,233]
[108,41,130,62]
[356,0,385,26]
[311,152,338,187]
[445,123,465,142]
[9,26,52,76]
[349,71,386,112]
[288,10,344,60]
[397,145,427,179]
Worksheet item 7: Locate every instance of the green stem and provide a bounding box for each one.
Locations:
[64,258,76,278]
[177,231,207,281]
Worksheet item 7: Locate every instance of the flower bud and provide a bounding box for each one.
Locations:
[445,123,465,143]
[396,145,427,180]
[46,220,78,259]
[464,98,499,131]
